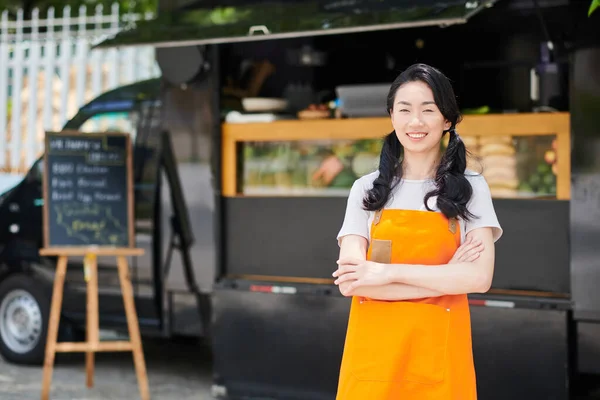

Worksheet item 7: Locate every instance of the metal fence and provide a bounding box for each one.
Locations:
[0,4,160,173]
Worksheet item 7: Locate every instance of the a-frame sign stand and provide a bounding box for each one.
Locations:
[39,248,150,400]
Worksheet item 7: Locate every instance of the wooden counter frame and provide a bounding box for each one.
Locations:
[221,112,571,200]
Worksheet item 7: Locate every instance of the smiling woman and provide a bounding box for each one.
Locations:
[333,63,502,400]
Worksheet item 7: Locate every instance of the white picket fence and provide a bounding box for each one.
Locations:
[0,4,161,174]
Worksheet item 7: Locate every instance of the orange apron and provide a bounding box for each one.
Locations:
[336,209,477,400]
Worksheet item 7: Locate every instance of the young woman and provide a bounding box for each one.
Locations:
[332,63,503,400]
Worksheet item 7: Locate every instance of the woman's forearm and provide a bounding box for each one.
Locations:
[339,281,444,300]
[338,235,368,261]
[385,228,495,295]
[386,261,491,295]
[336,235,368,296]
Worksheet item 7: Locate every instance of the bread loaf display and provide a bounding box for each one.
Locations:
[479,136,519,198]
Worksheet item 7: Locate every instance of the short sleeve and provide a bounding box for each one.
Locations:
[465,175,503,242]
[336,178,371,246]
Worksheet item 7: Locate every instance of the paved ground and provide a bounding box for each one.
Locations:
[3,337,600,400]
[0,338,215,400]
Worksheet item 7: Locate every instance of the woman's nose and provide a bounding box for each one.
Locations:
[408,115,424,127]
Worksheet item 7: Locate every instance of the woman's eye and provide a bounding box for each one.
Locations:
[424,109,434,112]
[399,109,409,112]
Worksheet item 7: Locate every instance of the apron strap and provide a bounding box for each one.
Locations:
[373,209,383,226]
[420,202,458,234]
[448,218,458,234]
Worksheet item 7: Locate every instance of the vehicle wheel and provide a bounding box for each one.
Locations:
[0,274,49,365]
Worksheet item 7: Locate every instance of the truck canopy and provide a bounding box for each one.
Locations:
[95,0,499,49]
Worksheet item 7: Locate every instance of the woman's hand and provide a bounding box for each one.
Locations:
[333,258,389,296]
[449,237,485,264]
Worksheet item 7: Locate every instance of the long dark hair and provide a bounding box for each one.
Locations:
[362,63,474,221]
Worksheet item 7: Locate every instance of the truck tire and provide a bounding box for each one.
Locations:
[0,273,49,365]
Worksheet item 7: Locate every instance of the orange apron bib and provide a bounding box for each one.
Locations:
[336,209,477,400]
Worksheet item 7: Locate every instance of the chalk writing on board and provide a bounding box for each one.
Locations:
[53,203,128,245]
[44,132,131,248]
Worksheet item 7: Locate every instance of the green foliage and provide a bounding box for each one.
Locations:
[590,0,600,16]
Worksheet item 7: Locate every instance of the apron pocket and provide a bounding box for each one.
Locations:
[369,239,392,264]
[350,300,450,385]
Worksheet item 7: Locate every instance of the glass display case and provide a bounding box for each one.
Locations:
[458,134,558,199]
[239,138,382,196]
[236,134,559,199]
[222,113,570,200]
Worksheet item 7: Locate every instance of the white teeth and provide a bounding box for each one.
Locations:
[407,133,426,138]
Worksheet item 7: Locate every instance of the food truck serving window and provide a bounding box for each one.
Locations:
[95,0,499,48]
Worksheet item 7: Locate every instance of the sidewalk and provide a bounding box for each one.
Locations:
[0,338,215,400]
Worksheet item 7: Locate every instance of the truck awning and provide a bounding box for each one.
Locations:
[94,0,498,49]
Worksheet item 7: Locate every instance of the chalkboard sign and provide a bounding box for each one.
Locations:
[42,131,134,248]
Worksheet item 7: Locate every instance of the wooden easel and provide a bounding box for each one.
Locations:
[39,247,150,400]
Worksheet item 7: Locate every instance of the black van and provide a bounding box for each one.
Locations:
[0,77,212,365]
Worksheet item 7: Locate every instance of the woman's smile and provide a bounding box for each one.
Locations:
[406,131,428,141]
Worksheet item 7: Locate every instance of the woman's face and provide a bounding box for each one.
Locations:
[390,80,451,155]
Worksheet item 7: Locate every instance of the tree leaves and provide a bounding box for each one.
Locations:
[590,0,600,17]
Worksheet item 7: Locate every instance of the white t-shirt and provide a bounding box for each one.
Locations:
[336,170,503,246]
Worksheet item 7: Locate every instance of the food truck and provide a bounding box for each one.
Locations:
[0,0,599,399]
